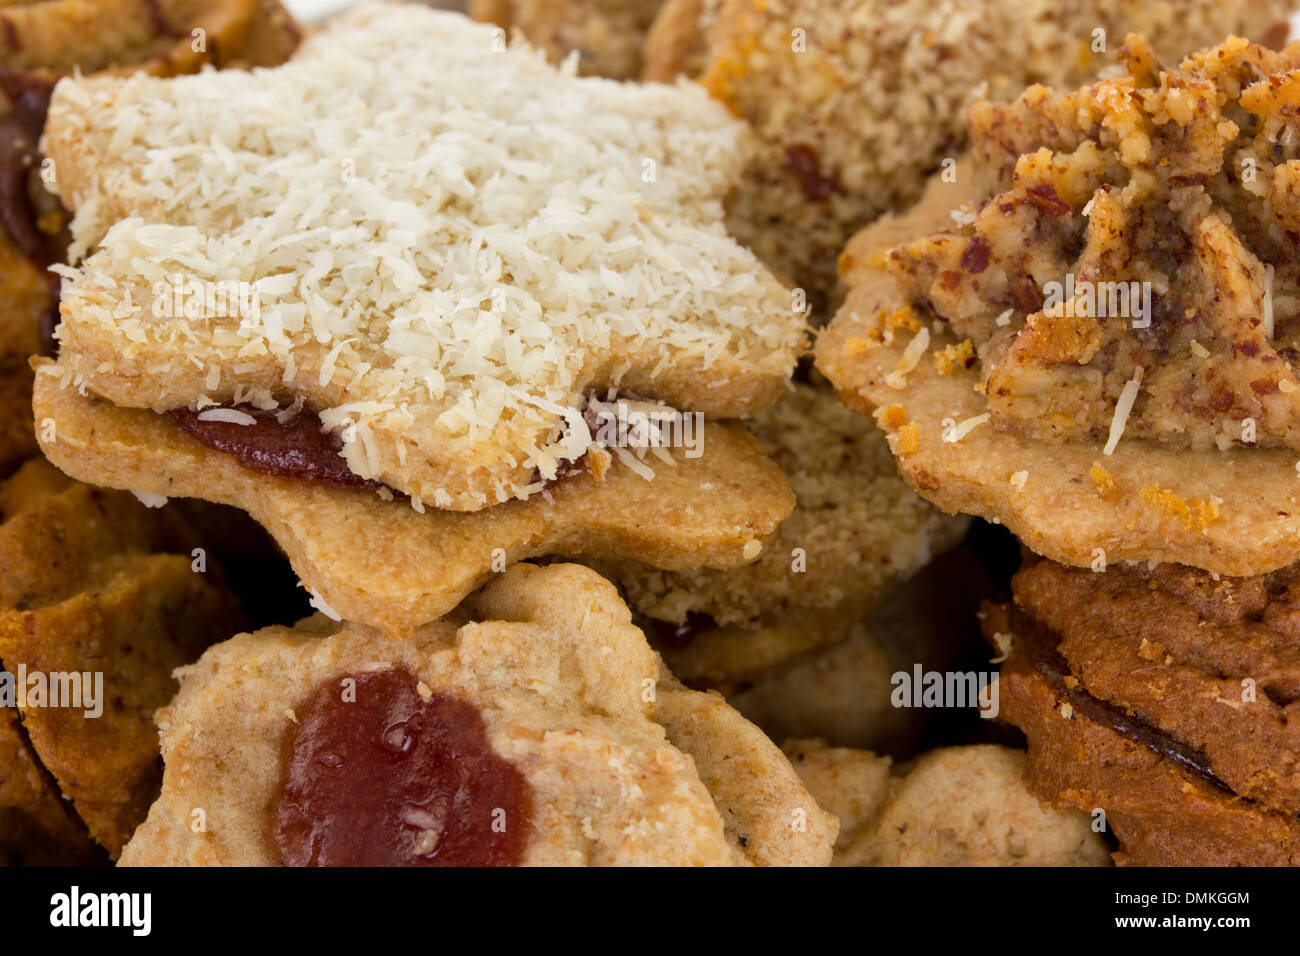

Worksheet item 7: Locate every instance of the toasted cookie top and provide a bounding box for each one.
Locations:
[42,3,803,511]
[887,36,1300,454]
[118,563,836,866]
[643,0,1291,312]
[817,37,1300,576]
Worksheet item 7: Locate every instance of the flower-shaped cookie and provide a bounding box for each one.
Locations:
[120,563,836,866]
[818,36,1300,575]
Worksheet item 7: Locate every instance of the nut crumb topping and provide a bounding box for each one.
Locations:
[885,35,1300,454]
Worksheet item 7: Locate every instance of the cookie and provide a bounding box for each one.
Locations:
[0,458,243,858]
[119,563,836,866]
[644,0,1290,314]
[0,0,299,75]
[598,383,968,629]
[469,0,663,79]
[724,547,991,752]
[0,0,300,469]
[0,362,38,473]
[0,704,97,865]
[988,553,1300,865]
[599,384,971,749]
[41,4,803,514]
[818,36,1300,576]
[784,740,1110,866]
[34,368,794,634]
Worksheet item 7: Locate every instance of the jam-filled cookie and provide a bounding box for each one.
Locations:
[36,376,794,633]
[35,4,805,633]
[988,553,1300,866]
[119,563,836,866]
[40,4,803,512]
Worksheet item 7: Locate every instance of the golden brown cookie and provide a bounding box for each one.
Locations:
[988,553,1300,865]
[0,361,38,473]
[120,563,836,866]
[0,0,299,76]
[784,740,1110,866]
[469,0,663,79]
[0,458,243,858]
[42,5,803,513]
[597,385,972,750]
[35,368,794,635]
[818,37,1300,576]
[0,704,98,865]
[644,0,1290,314]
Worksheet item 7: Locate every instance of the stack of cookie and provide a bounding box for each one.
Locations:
[31,5,835,865]
[818,33,1300,865]
[5,0,1297,867]
[0,0,300,865]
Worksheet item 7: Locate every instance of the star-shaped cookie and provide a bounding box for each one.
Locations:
[41,3,804,512]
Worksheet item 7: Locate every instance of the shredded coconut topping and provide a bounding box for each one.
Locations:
[1104,367,1145,456]
[944,412,991,443]
[884,327,930,389]
[196,407,258,426]
[130,490,169,509]
[306,587,343,622]
[44,4,802,510]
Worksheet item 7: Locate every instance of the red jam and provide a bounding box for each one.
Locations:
[170,405,377,488]
[272,668,531,866]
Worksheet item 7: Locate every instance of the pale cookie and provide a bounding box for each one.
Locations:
[643,0,1290,313]
[35,365,794,635]
[817,38,1300,576]
[469,0,663,79]
[119,563,836,867]
[41,4,803,512]
[597,383,968,628]
[726,547,989,751]
[784,740,1110,866]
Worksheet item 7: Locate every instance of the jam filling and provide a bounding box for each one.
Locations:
[272,667,532,867]
[169,405,379,489]
[173,391,686,492]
